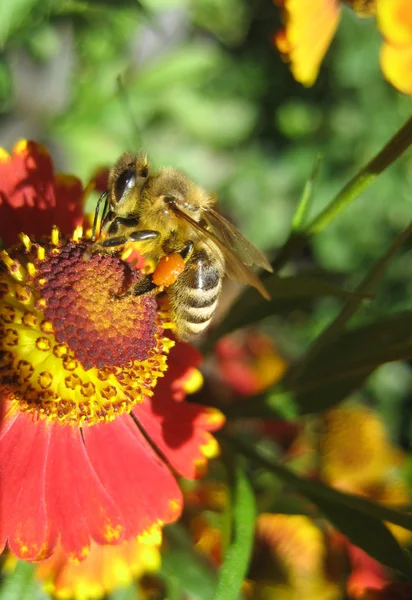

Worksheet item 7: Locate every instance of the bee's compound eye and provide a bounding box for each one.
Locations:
[115,168,136,203]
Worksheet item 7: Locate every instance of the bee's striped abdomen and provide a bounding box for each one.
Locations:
[169,249,222,340]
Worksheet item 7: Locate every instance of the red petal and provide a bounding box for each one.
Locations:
[0,412,55,560]
[134,390,224,479]
[45,423,125,560]
[165,341,202,385]
[0,140,83,246]
[82,415,182,538]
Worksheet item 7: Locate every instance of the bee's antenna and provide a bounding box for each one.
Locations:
[92,190,109,241]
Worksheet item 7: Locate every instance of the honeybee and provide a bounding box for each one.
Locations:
[92,153,273,341]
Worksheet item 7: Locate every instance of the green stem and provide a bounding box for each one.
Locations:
[271,116,412,273]
[308,116,412,235]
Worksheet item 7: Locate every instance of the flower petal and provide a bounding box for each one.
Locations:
[82,415,183,539]
[0,140,83,247]
[377,0,412,45]
[380,42,412,94]
[0,410,54,560]
[134,391,224,479]
[45,423,125,561]
[274,0,341,86]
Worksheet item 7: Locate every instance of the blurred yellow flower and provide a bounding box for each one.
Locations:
[319,404,401,490]
[378,0,412,94]
[274,0,412,94]
[274,0,341,86]
[35,536,161,600]
[251,514,340,600]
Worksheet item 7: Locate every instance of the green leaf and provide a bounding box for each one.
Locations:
[290,310,412,414]
[0,0,39,46]
[0,561,48,600]
[161,525,217,600]
[202,274,363,352]
[213,463,256,600]
[287,225,412,414]
[230,435,412,577]
[292,153,323,231]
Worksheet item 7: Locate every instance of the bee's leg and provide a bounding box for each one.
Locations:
[88,229,160,255]
[125,241,193,298]
[128,230,160,242]
[179,240,194,262]
[125,274,158,297]
[100,236,129,248]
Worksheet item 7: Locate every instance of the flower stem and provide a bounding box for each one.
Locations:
[271,116,412,273]
[307,116,412,235]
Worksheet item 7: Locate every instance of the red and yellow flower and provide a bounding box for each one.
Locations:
[0,140,225,564]
[274,0,412,94]
[34,535,161,599]
[318,404,411,597]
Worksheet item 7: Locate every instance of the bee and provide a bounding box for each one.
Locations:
[92,153,273,341]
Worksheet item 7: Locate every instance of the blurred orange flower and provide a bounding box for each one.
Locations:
[215,331,287,397]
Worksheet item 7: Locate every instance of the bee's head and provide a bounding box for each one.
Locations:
[108,153,149,218]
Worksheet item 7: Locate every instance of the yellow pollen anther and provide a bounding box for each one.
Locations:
[37,246,45,261]
[38,372,53,389]
[1,252,24,282]
[72,225,83,242]
[26,262,36,277]
[53,343,67,358]
[37,277,47,287]
[1,306,16,322]
[20,233,32,251]
[41,321,54,334]
[22,313,38,328]
[15,284,31,303]
[51,226,60,247]
[36,336,52,352]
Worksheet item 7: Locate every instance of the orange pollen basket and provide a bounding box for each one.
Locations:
[0,229,173,426]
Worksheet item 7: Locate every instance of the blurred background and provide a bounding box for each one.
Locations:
[1,1,412,597]
[1,0,411,434]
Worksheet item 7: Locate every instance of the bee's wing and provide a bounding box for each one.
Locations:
[204,209,273,272]
[173,207,271,300]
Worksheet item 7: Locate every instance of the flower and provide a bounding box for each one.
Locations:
[378,0,412,94]
[34,535,161,600]
[274,0,412,94]
[273,0,342,87]
[0,140,225,563]
[318,404,412,597]
[214,331,287,397]
[250,514,340,599]
[319,404,401,490]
